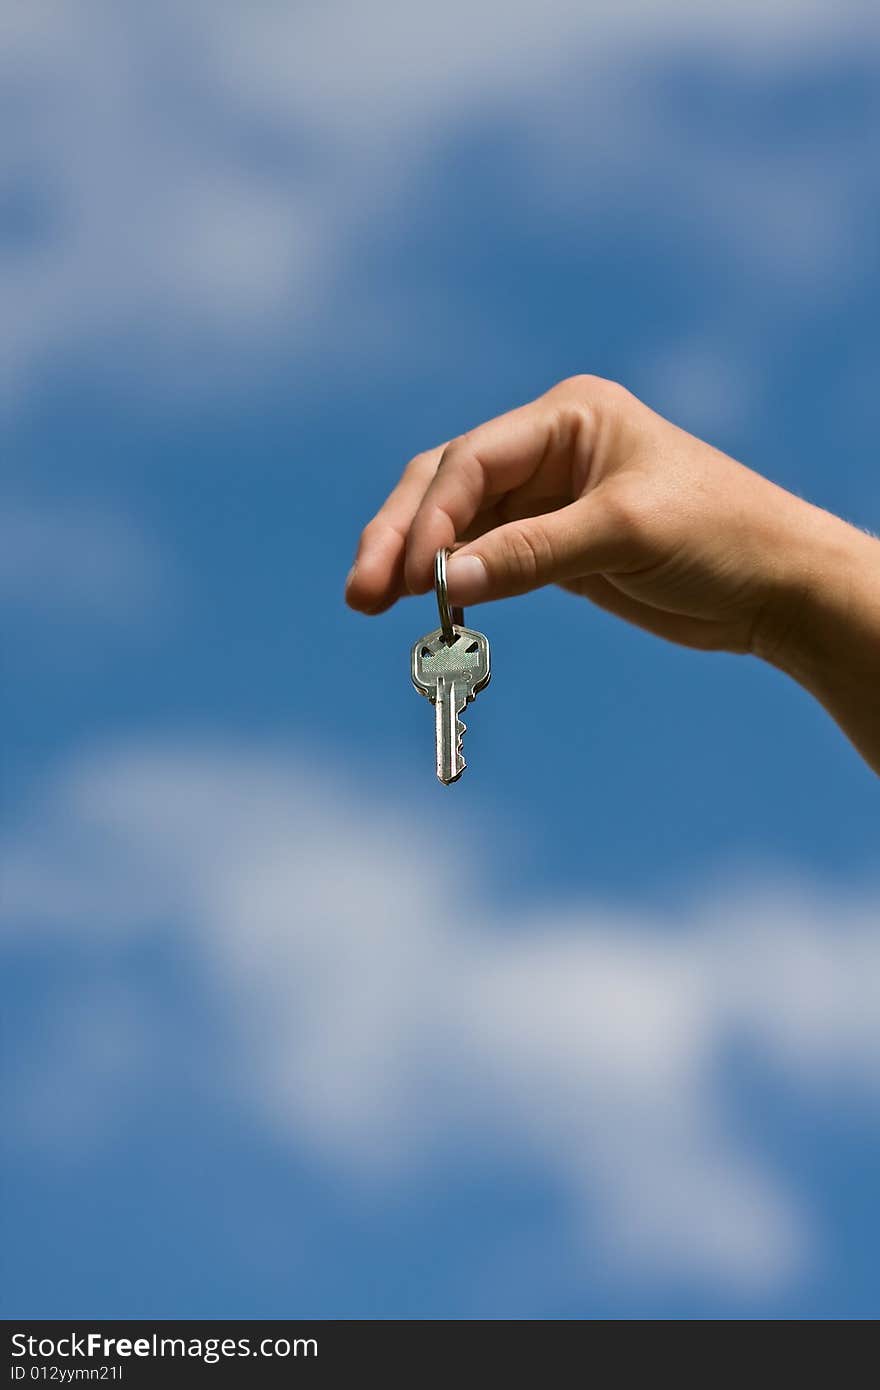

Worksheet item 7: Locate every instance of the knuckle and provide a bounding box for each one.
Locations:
[601,378,637,413]
[552,397,596,452]
[495,522,551,587]
[405,448,435,476]
[437,433,470,469]
[556,373,633,407]
[563,372,605,394]
[360,517,384,545]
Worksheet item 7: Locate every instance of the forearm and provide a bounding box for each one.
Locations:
[754,504,880,775]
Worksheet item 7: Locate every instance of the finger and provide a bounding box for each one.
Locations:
[445,494,629,604]
[405,395,588,594]
[345,446,443,613]
[347,490,510,614]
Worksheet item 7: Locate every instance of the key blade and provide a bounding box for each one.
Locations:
[435,675,467,785]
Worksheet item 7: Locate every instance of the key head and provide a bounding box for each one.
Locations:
[411,626,491,700]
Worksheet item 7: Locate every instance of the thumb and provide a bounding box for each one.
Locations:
[446,498,619,604]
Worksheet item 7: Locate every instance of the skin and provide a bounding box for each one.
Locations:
[346,374,880,775]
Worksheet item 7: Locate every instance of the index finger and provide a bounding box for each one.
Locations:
[403,394,572,595]
[345,445,444,613]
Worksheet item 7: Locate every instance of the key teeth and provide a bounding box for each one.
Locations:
[456,713,467,757]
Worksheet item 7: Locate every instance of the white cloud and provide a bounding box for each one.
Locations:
[4,737,880,1290]
[0,0,877,406]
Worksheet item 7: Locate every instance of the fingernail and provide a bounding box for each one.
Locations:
[446,553,489,604]
[345,563,357,591]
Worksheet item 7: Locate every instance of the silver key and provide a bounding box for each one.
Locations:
[411,549,491,785]
[412,625,490,783]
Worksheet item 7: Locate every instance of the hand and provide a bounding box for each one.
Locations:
[348,375,823,653]
[346,375,880,772]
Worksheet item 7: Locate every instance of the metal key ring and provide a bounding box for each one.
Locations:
[434,547,464,643]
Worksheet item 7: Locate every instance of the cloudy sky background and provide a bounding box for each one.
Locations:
[3,0,880,1317]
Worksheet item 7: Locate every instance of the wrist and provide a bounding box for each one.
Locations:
[754,499,880,703]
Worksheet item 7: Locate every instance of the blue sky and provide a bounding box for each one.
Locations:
[2,1,880,1319]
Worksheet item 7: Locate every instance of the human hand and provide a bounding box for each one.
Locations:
[347,375,824,655]
[346,375,880,773]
